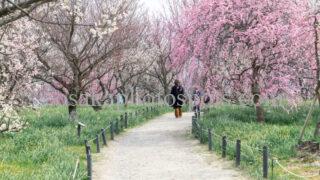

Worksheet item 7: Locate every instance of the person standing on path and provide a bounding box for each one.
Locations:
[192,87,201,113]
[170,80,185,118]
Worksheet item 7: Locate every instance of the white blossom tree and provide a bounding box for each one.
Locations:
[0,19,40,132]
[0,0,55,26]
[33,0,145,119]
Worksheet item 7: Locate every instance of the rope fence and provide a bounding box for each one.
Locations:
[273,158,320,179]
[192,110,320,179]
[71,158,80,180]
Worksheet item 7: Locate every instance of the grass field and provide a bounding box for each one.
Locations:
[199,103,320,180]
[0,104,169,180]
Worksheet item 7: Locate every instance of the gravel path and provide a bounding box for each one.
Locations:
[93,112,248,180]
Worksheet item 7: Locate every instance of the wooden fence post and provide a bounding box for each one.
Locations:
[101,129,107,145]
[271,158,274,179]
[115,119,119,134]
[208,129,213,151]
[222,136,227,158]
[194,118,199,138]
[110,122,114,140]
[95,134,100,153]
[263,146,268,178]
[125,112,128,128]
[85,143,92,180]
[236,140,241,167]
[77,124,81,138]
[192,116,196,134]
[199,126,204,143]
[120,115,124,130]
[84,140,89,154]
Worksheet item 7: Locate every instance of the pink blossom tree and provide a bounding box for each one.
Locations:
[288,0,320,139]
[289,1,320,103]
[172,0,304,122]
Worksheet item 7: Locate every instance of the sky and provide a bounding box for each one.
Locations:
[140,0,167,15]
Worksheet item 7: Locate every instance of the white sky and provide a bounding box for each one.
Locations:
[140,0,167,15]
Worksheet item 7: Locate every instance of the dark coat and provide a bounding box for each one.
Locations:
[170,85,185,108]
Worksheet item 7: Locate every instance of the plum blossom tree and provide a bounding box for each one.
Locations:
[89,6,151,107]
[172,0,303,122]
[289,0,320,103]
[0,19,40,132]
[0,0,55,26]
[88,39,153,108]
[33,0,144,119]
[287,0,320,140]
[146,18,181,97]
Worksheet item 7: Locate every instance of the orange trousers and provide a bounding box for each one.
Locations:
[174,107,182,118]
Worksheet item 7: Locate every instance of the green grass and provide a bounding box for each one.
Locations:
[198,103,320,180]
[0,104,170,180]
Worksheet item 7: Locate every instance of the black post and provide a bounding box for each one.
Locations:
[125,112,128,128]
[115,119,119,134]
[85,140,89,154]
[211,129,214,150]
[222,136,227,158]
[121,114,124,129]
[271,158,274,180]
[101,129,107,145]
[208,129,212,151]
[192,116,196,134]
[194,118,199,138]
[95,134,100,153]
[85,144,92,180]
[77,124,81,138]
[263,146,268,178]
[110,122,114,140]
[236,140,241,167]
[120,115,124,130]
[199,126,203,143]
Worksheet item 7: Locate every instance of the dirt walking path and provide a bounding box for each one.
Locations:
[93,112,248,180]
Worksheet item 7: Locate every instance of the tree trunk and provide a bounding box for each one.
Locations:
[252,85,265,123]
[252,65,265,123]
[317,92,320,106]
[133,86,137,104]
[68,105,77,121]
[298,16,320,143]
[67,93,79,121]
[87,97,103,111]
[313,16,320,106]
[163,82,170,97]
[316,82,320,106]
[255,105,265,123]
